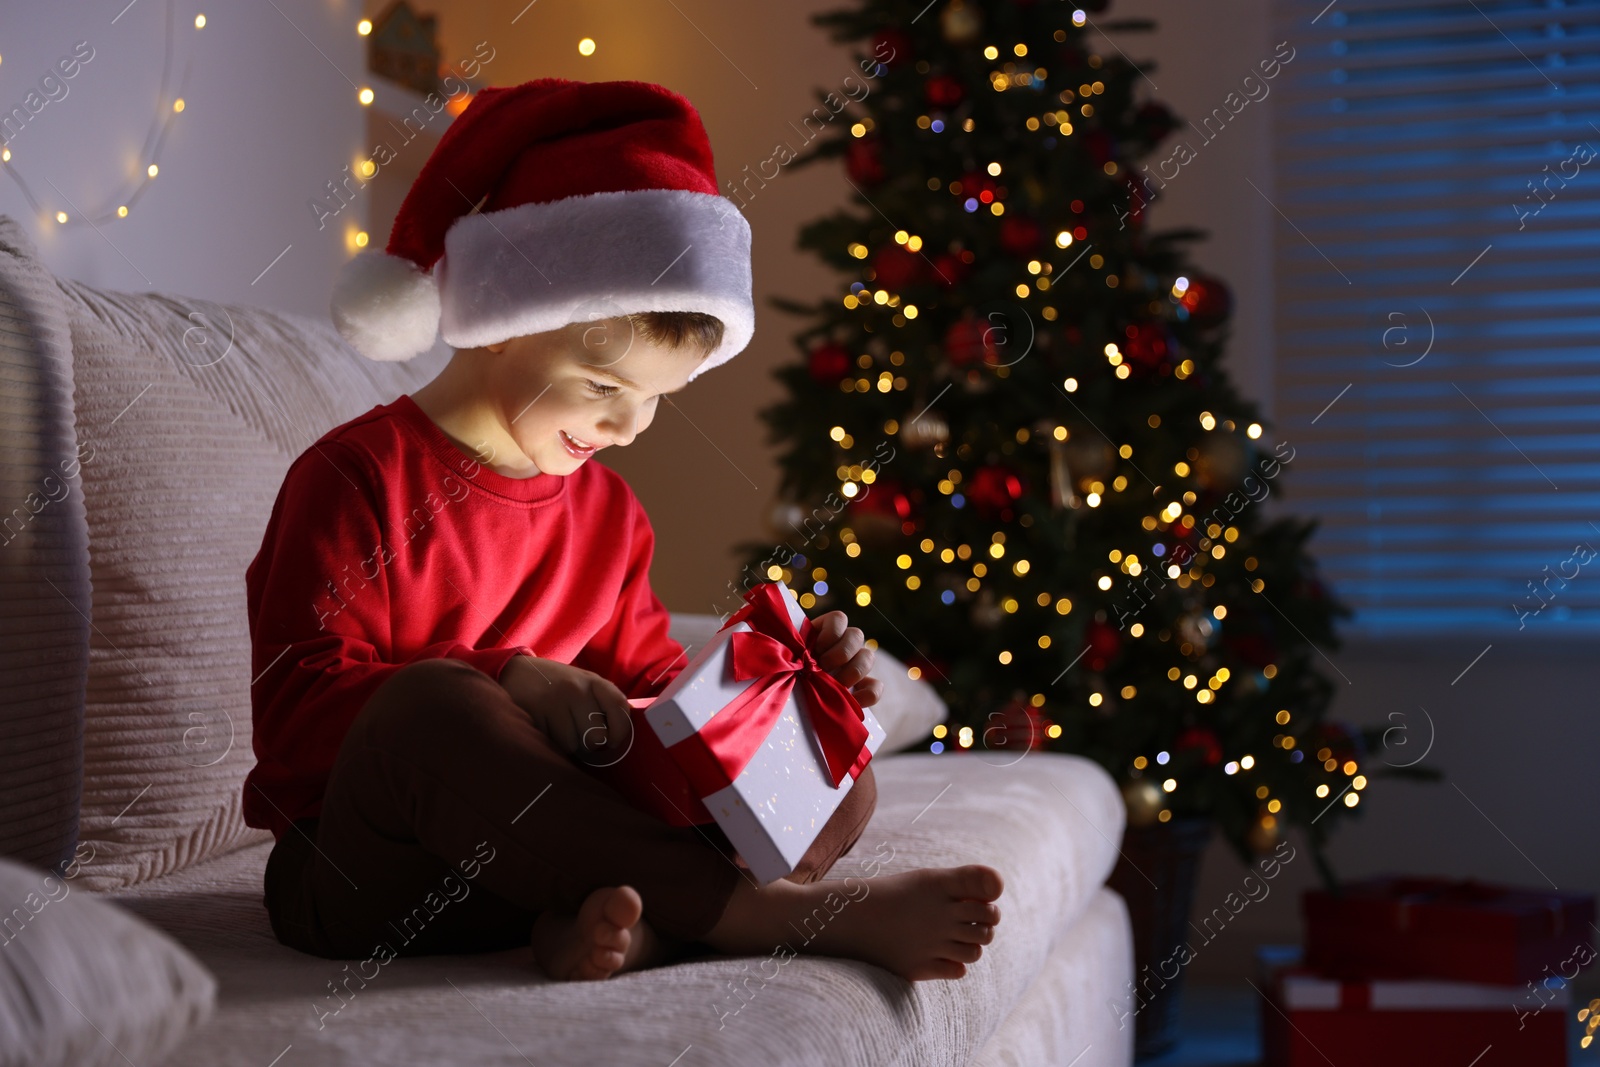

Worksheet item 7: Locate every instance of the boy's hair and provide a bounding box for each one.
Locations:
[626,311,725,358]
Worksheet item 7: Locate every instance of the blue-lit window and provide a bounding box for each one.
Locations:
[1272,0,1600,635]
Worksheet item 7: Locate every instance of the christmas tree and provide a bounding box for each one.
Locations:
[737,0,1404,876]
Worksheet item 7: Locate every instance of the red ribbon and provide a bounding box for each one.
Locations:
[667,582,872,796]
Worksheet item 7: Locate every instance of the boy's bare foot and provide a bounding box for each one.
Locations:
[705,864,1004,981]
[531,885,660,980]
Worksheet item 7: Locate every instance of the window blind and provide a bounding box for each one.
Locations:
[1270,0,1600,635]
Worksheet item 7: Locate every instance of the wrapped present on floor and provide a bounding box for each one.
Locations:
[591,580,886,885]
[1304,877,1596,985]
[1258,946,1570,1067]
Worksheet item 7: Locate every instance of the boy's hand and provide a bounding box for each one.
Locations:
[500,655,634,763]
[807,611,884,708]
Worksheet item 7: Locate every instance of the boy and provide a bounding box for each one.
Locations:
[244,77,1002,982]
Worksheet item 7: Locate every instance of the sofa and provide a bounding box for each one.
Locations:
[0,214,1134,1067]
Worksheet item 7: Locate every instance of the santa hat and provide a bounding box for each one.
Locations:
[330,78,754,382]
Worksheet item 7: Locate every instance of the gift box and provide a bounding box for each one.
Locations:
[1304,877,1596,985]
[593,580,885,885]
[1258,946,1570,1067]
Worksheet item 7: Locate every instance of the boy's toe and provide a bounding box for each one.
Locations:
[956,900,1000,925]
[920,959,967,981]
[600,886,644,928]
[953,922,995,945]
[951,865,1004,901]
[944,940,984,964]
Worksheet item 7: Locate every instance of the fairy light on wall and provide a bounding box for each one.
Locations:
[5,1,203,227]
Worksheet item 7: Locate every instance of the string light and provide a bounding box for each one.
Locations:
[578,37,597,56]
[20,12,201,226]
[357,18,372,35]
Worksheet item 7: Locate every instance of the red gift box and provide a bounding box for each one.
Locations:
[1259,948,1570,1067]
[1304,877,1596,985]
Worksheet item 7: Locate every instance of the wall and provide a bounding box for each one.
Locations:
[0,0,369,320]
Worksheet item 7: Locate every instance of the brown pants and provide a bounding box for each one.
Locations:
[262,657,877,960]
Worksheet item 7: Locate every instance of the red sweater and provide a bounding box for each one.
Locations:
[242,394,687,839]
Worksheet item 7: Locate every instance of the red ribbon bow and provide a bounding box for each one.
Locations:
[668,582,872,796]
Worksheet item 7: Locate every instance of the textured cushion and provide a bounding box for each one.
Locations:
[106,752,1128,1067]
[43,240,448,891]
[0,220,88,872]
[668,612,946,752]
[0,855,216,1067]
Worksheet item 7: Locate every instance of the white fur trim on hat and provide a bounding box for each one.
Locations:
[434,188,754,380]
[330,251,443,362]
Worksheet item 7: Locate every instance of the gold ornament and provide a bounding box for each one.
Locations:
[903,409,950,449]
[1048,438,1076,510]
[1063,433,1117,486]
[767,502,809,541]
[1246,813,1280,854]
[1195,432,1251,492]
[971,588,1004,629]
[940,0,983,44]
[854,508,902,546]
[1176,609,1214,652]
[1121,777,1165,827]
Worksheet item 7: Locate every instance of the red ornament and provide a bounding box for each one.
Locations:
[870,28,912,68]
[966,463,1024,518]
[1136,102,1179,142]
[807,342,852,385]
[856,476,914,523]
[984,698,1053,752]
[872,243,925,290]
[1223,631,1279,669]
[1293,575,1331,604]
[846,137,885,187]
[1084,618,1122,671]
[1122,174,1151,229]
[999,215,1042,258]
[926,74,965,110]
[1175,726,1223,766]
[929,252,969,289]
[944,316,1000,367]
[1180,274,1233,327]
[1083,129,1114,167]
[904,652,949,686]
[957,170,999,203]
[1123,321,1176,368]
[1309,721,1363,765]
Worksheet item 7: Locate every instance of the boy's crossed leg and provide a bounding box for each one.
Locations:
[263,656,1001,981]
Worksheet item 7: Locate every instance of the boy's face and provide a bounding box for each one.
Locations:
[479,317,707,476]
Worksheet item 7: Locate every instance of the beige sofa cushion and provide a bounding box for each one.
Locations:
[0,219,88,873]
[0,855,216,1067]
[52,272,444,891]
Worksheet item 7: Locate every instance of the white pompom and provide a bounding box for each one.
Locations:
[330,251,441,362]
